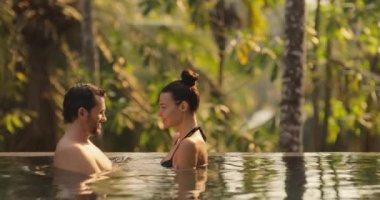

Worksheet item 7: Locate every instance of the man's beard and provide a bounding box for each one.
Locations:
[88,118,101,136]
[90,127,99,135]
[90,125,101,136]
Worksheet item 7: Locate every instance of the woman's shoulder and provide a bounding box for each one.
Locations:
[179,136,205,152]
[178,138,197,152]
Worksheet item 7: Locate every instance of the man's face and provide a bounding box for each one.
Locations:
[158,92,183,129]
[87,96,107,136]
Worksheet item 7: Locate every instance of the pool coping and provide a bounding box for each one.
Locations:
[0,152,164,157]
[0,152,379,157]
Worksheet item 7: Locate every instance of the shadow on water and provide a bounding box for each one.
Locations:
[283,155,306,200]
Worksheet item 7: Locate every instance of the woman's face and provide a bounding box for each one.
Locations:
[158,92,183,128]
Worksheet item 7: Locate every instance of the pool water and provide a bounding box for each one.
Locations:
[1,152,380,199]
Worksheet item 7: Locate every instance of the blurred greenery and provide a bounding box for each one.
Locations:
[0,0,379,152]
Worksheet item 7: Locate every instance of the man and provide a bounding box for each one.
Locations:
[54,83,112,175]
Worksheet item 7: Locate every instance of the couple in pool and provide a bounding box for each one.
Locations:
[54,69,208,175]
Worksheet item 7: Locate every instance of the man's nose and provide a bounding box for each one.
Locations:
[102,115,107,123]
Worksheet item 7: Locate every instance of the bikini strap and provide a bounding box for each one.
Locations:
[184,126,206,142]
[184,126,201,138]
[198,127,207,142]
[167,126,206,162]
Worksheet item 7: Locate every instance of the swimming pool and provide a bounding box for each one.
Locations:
[0,152,380,199]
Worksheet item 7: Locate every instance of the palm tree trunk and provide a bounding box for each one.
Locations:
[279,0,305,152]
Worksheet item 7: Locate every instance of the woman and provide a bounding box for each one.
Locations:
[159,69,207,170]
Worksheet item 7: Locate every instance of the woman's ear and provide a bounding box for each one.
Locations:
[180,101,189,112]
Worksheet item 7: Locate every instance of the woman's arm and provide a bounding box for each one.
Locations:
[174,140,197,170]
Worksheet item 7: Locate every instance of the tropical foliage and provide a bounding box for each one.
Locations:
[0,0,379,152]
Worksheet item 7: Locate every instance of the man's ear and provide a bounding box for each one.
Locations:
[180,101,189,112]
[78,107,87,118]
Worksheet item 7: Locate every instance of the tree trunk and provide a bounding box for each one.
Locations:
[279,0,305,152]
[80,0,99,84]
[9,0,64,151]
[218,50,225,88]
[321,40,332,151]
[10,0,81,151]
[15,48,58,151]
[210,0,227,90]
[362,53,379,152]
[311,0,321,151]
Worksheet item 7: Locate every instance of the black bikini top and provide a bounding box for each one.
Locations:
[161,126,206,168]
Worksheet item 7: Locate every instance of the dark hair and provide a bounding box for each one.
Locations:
[160,69,200,113]
[63,83,105,123]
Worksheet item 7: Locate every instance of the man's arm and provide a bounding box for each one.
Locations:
[89,143,112,170]
[54,145,101,175]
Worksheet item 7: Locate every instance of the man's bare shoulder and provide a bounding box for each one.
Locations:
[55,142,83,156]
[54,139,100,175]
[55,138,87,158]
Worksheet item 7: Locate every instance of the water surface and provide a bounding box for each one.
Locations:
[1,152,380,199]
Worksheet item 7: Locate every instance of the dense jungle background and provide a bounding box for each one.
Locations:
[0,0,379,152]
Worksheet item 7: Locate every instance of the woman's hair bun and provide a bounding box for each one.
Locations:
[181,69,199,87]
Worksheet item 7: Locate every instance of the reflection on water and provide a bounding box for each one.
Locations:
[53,168,101,199]
[1,153,380,199]
[283,155,306,200]
[175,168,207,200]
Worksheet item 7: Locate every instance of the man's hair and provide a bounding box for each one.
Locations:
[63,83,105,123]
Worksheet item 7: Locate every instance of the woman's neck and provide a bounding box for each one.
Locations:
[176,114,198,138]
